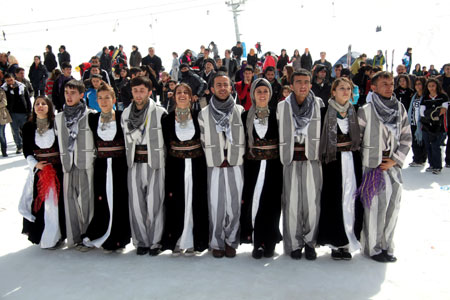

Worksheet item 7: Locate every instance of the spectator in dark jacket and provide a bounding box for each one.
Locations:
[1,73,32,153]
[14,68,34,97]
[301,48,313,71]
[231,41,243,64]
[43,45,57,73]
[276,49,289,76]
[129,45,142,67]
[57,45,70,67]
[264,66,281,110]
[100,47,112,73]
[311,64,331,106]
[119,67,142,109]
[28,56,48,97]
[141,47,162,79]
[82,56,112,86]
[222,50,238,81]
[200,59,216,103]
[179,63,207,111]
[246,48,259,69]
[313,51,332,80]
[52,62,73,112]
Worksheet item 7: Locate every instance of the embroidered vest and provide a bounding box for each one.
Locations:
[277,95,323,165]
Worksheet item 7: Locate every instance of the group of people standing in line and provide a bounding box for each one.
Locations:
[16,66,416,264]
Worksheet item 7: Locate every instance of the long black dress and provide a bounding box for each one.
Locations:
[160,111,209,252]
[240,111,283,251]
[82,111,131,250]
[317,113,364,250]
[21,121,66,247]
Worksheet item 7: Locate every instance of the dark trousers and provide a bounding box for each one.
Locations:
[411,125,427,164]
[445,135,450,165]
[422,131,445,169]
[10,113,28,149]
[0,124,6,151]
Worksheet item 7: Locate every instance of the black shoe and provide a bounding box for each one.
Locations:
[340,248,352,260]
[16,147,22,154]
[383,250,397,263]
[290,249,302,260]
[371,253,387,263]
[148,247,161,256]
[1,148,7,157]
[304,244,317,260]
[252,247,264,259]
[136,247,150,255]
[331,249,342,260]
[445,164,450,168]
[263,245,275,258]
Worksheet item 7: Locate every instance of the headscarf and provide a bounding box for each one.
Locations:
[319,99,360,163]
[246,78,272,154]
[209,94,235,142]
[64,101,86,152]
[286,90,315,135]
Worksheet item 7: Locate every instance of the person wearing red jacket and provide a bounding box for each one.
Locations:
[235,66,254,111]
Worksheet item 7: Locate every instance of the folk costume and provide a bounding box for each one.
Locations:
[161,110,209,253]
[82,111,131,251]
[357,91,412,258]
[55,101,95,247]
[240,78,283,257]
[121,99,166,252]
[19,120,66,248]
[198,95,245,252]
[317,99,364,257]
[277,91,324,256]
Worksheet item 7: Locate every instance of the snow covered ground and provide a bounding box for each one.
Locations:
[0,126,449,300]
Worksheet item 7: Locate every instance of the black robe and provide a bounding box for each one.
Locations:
[240,111,283,250]
[83,111,131,250]
[21,121,66,245]
[317,110,364,248]
[160,111,209,252]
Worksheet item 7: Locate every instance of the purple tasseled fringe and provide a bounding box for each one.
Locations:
[354,168,385,208]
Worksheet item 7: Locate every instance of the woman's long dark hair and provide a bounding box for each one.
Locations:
[29,95,55,128]
[424,77,447,98]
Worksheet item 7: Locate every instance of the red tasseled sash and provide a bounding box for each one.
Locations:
[33,165,60,213]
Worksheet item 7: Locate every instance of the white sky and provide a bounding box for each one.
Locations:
[1,0,449,77]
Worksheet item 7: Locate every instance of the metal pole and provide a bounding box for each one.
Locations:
[226,0,246,43]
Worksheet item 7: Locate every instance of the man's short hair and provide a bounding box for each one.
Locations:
[334,63,343,69]
[443,63,450,69]
[130,76,153,90]
[91,56,99,61]
[212,71,231,86]
[90,74,103,80]
[264,66,276,74]
[290,69,312,84]
[371,71,393,86]
[4,73,14,79]
[244,65,254,73]
[168,79,177,85]
[61,62,72,69]
[65,79,85,94]
[97,83,115,98]
[14,67,24,74]
[129,67,142,77]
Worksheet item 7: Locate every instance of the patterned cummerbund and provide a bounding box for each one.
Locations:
[97,139,125,159]
[336,134,353,152]
[169,138,204,159]
[245,138,279,160]
[134,145,148,163]
[293,143,307,161]
[34,146,61,164]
